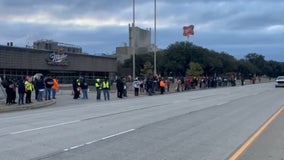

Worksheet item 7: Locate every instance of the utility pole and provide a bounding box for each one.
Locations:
[154,0,157,76]
[132,0,136,80]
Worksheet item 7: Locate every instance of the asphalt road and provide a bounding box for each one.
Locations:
[0,83,283,160]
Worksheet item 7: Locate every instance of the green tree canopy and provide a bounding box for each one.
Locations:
[186,62,204,77]
[121,41,284,78]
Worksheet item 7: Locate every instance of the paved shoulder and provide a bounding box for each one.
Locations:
[0,100,56,113]
[233,105,284,160]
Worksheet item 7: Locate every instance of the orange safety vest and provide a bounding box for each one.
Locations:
[160,80,165,87]
[52,79,59,90]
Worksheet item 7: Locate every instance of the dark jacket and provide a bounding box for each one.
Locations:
[45,77,54,88]
[116,78,124,91]
[18,80,26,94]
[36,78,45,90]
[81,79,88,90]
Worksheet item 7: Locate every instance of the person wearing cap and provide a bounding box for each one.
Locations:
[133,77,140,96]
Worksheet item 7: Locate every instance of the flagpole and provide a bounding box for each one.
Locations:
[132,0,136,80]
[154,0,157,76]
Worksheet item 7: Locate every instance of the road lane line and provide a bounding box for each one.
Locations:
[10,120,80,135]
[101,129,135,140]
[70,144,84,150]
[64,129,135,152]
[229,105,284,160]
[85,140,99,145]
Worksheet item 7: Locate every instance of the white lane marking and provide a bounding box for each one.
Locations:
[10,120,80,135]
[70,144,84,150]
[64,129,135,152]
[86,140,99,145]
[101,129,135,140]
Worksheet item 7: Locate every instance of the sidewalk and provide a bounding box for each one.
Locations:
[0,88,143,113]
[0,99,56,113]
[0,77,275,113]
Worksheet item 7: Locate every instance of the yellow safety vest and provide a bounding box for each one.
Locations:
[25,81,34,91]
[102,81,109,89]
[95,79,101,88]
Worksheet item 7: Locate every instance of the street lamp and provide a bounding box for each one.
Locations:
[154,0,157,76]
[132,0,136,80]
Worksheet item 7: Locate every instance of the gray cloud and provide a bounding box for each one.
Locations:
[0,0,283,61]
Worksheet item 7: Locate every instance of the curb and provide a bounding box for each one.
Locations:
[0,100,56,113]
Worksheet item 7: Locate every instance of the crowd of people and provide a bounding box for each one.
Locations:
[0,75,59,105]
[0,73,248,106]
[122,75,239,97]
[72,77,111,101]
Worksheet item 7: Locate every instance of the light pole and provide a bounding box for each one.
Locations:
[154,0,157,76]
[132,0,136,80]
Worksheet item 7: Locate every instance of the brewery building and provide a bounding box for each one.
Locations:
[0,40,117,83]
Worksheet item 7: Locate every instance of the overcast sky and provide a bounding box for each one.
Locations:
[0,0,283,61]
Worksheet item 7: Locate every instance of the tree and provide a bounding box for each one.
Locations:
[164,41,193,76]
[122,41,284,79]
[142,61,153,78]
[237,59,258,78]
[186,62,203,77]
[244,53,265,75]
[218,52,238,73]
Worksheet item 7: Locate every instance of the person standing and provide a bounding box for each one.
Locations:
[123,77,127,97]
[102,78,110,100]
[44,75,54,100]
[34,78,39,101]
[4,78,13,105]
[36,76,45,101]
[140,79,145,93]
[159,77,165,94]
[116,77,124,98]
[146,77,153,96]
[166,79,171,92]
[133,78,140,96]
[11,79,17,104]
[17,79,25,105]
[25,76,34,104]
[95,78,102,100]
[52,76,59,99]
[81,77,89,99]
[72,78,80,99]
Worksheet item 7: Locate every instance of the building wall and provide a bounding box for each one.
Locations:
[116,46,133,64]
[33,39,82,54]
[0,45,117,83]
[129,25,152,54]
[0,45,116,72]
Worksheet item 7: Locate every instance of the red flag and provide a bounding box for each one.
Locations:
[183,25,194,36]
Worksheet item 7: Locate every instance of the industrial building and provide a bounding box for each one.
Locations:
[0,44,117,83]
[0,24,155,83]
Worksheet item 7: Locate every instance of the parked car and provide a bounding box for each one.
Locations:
[275,76,284,87]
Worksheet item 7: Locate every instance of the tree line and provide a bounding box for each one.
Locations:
[123,41,284,79]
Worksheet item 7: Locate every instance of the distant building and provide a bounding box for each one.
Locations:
[116,46,134,64]
[129,24,152,54]
[33,39,83,54]
[116,25,157,64]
